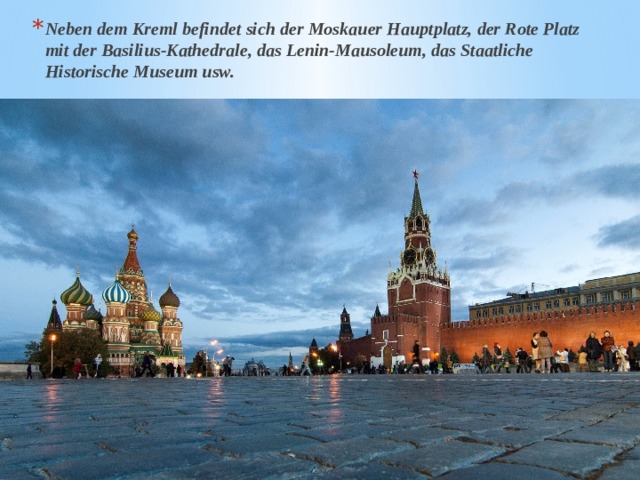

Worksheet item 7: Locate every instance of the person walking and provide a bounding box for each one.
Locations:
[73,358,83,379]
[537,331,553,374]
[531,332,541,373]
[616,345,629,372]
[412,340,421,372]
[480,344,492,373]
[26,363,33,379]
[93,353,102,378]
[516,347,528,373]
[601,330,615,371]
[578,346,589,372]
[140,353,155,377]
[300,355,312,376]
[556,348,570,373]
[493,343,503,372]
[627,341,637,371]
[586,331,602,372]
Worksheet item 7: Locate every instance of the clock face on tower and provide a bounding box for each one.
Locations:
[425,247,436,265]
[403,248,416,266]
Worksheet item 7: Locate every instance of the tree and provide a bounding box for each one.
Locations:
[449,349,460,364]
[25,341,40,362]
[28,329,109,378]
[317,344,340,374]
[188,350,211,376]
[503,347,513,365]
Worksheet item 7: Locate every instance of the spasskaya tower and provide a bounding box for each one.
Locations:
[370,171,451,367]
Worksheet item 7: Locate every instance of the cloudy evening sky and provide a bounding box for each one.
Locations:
[1,100,640,367]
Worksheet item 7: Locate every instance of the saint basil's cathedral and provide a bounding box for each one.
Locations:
[47,227,184,376]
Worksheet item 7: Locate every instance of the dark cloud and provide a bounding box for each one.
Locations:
[217,325,339,350]
[572,164,640,200]
[596,214,640,249]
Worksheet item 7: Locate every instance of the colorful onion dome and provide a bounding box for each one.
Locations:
[159,284,180,308]
[60,273,94,306]
[140,303,162,323]
[85,304,103,321]
[102,279,131,304]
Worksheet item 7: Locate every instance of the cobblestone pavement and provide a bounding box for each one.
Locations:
[1,374,640,479]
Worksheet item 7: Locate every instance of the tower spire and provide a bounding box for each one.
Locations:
[409,170,424,218]
[47,298,62,330]
[121,226,142,275]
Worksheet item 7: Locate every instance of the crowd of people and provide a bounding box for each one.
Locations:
[476,330,638,374]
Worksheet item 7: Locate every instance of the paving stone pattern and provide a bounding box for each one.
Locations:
[1,374,640,479]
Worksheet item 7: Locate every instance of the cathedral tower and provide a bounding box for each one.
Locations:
[117,227,148,343]
[47,299,62,331]
[102,278,132,376]
[138,301,162,351]
[60,272,94,330]
[159,283,183,357]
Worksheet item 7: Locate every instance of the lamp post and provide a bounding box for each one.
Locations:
[206,340,220,377]
[214,349,223,376]
[49,333,57,375]
[332,344,343,373]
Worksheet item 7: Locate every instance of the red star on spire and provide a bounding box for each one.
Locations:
[33,18,44,29]
[413,169,419,180]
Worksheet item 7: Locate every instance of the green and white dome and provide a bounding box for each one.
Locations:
[60,273,94,305]
[102,279,131,304]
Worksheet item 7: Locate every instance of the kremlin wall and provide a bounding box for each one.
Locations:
[441,300,640,362]
[338,172,640,367]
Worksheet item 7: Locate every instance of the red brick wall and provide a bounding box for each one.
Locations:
[388,280,450,356]
[371,314,420,360]
[441,302,640,362]
[338,335,372,368]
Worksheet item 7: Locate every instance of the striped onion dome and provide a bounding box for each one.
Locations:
[159,284,180,308]
[60,273,94,306]
[102,279,131,304]
[140,303,162,323]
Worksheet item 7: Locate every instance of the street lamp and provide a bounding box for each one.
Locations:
[332,344,342,373]
[49,333,57,375]
[213,349,224,377]
[203,340,220,377]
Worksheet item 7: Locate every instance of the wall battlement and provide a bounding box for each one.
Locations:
[441,301,640,362]
[445,301,638,329]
